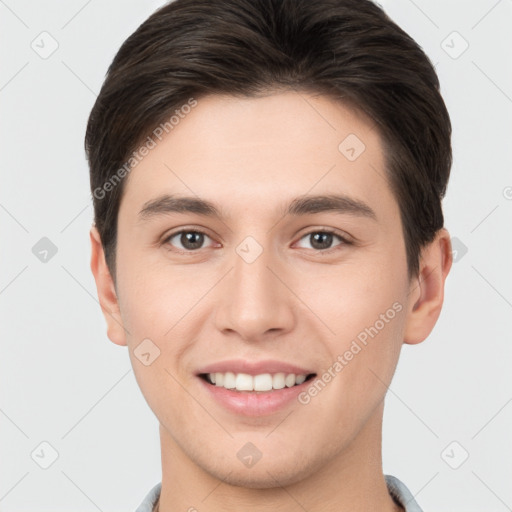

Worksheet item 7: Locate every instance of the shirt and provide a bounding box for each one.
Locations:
[135,474,422,511]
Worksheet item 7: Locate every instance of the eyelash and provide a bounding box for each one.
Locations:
[162,228,352,254]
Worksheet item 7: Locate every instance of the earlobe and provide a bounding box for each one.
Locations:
[403,229,453,345]
[89,226,128,346]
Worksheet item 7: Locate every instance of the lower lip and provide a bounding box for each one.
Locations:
[198,377,313,416]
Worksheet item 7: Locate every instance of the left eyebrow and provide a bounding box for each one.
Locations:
[286,194,376,220]
[138,193,377,221]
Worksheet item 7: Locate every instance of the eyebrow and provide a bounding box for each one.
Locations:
[138,193,377,221]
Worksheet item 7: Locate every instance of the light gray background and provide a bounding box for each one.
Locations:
[1,0,511,511]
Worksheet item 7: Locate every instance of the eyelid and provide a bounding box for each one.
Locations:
[162,227,217,251]
[293,228,353,250]
[294,225,354,242]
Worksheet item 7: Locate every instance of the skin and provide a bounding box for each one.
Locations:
[90,91,452,512]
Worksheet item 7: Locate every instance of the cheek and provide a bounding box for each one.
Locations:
[115,244,190,338]
[116,255,208,377]
[336,310,404,427]
[294,260,407,401]
[293,253,407,332]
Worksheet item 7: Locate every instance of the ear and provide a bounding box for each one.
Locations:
[89,226,127,346]
[403,228,453,345]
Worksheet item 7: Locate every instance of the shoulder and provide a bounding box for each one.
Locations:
[134,482,162,512]
[385,475,423,512]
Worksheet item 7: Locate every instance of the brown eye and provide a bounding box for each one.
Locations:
[165,230,212,251]
[296,230,349,251]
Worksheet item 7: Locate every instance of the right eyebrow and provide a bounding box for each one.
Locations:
[138,195,221,221]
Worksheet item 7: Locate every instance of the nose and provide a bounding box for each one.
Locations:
[214,240,295,342]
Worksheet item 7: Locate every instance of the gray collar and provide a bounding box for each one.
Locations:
[136,475,423,511]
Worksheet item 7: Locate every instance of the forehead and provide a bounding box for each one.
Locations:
[119,91,395,221]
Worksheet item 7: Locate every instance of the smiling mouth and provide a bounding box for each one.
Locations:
[199,372,316,393]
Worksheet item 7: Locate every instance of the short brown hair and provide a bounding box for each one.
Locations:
[85,0,452,280]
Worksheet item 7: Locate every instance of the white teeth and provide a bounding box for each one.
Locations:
[295,374,306,385]
[254,373,273,391]
[224,372,236,389]
[272,373,286,390]
[207,372,310,391]
[285,374,296,387]
[236,373,253,391]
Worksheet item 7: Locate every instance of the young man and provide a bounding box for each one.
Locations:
[86,0,452,510]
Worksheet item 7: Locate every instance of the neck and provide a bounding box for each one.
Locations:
[157,402,401,512]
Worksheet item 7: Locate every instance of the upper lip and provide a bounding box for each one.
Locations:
[197,359,316,376]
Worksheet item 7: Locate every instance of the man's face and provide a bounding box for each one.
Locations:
[112,92,414,486]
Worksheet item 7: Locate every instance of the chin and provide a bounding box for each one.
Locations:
[204,456,316,489]
[219,470,300,489]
